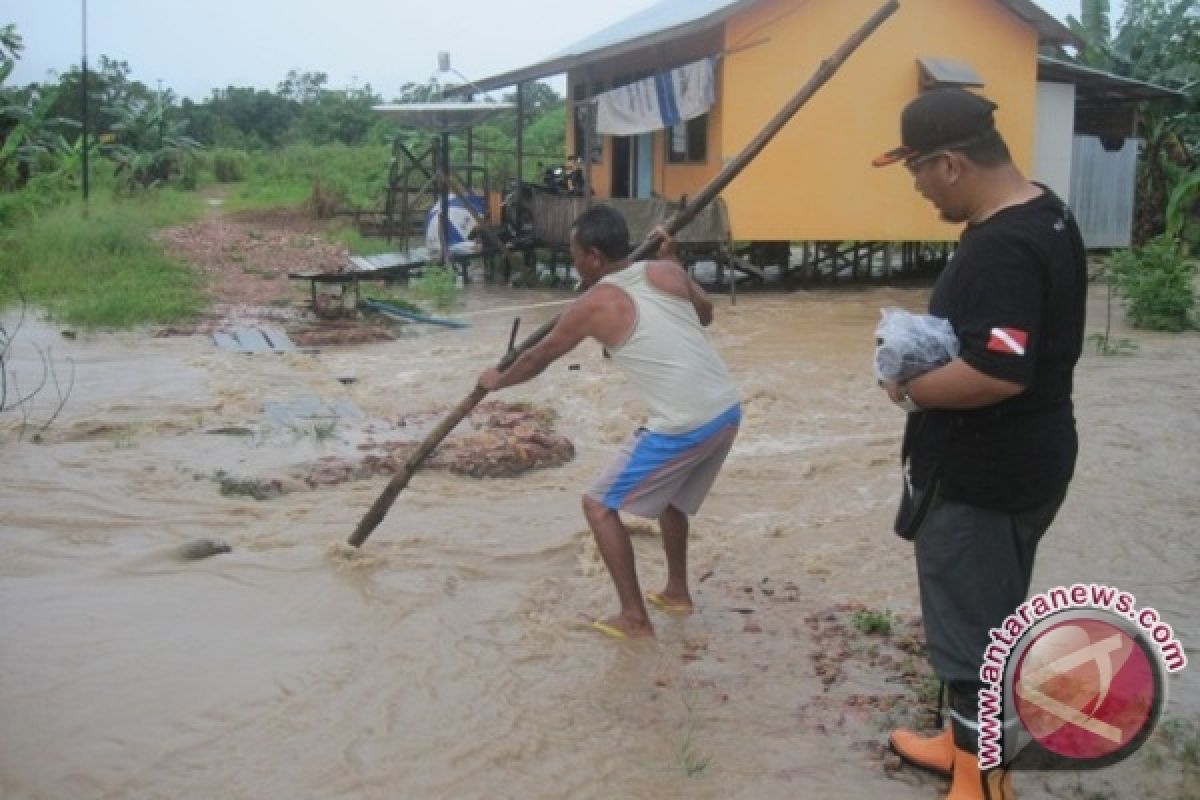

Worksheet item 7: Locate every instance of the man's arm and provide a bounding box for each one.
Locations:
[477,294,600,391]
[884,358,1024,410]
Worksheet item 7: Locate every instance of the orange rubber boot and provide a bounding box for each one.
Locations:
[945,746,1016,800]
[888,727,954,776]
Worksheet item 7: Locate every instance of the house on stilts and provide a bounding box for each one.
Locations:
[461,0,1181,285]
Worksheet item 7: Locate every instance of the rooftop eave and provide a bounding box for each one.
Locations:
[461,0,755,94]
[1038,55,1186,103]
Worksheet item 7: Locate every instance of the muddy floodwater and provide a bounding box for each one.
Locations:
[1,284,1196,800]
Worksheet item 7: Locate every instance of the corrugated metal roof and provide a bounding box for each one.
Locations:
[468,0,752,92]
[548,0,748,61]
[1038,55,1185,103]
[466,0,1079,92]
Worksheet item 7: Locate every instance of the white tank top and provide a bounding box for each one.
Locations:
[599,262,740,433]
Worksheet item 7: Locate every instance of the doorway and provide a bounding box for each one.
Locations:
[611,133,654,199]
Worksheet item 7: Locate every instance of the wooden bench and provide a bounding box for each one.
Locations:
[288,253,426,312]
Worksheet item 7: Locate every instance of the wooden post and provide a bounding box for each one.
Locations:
[583,73,594,210]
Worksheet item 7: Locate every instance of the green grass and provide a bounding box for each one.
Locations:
[325,224,406,257]
[223,143,392,213]
[1158,716,1200,770]
[1087,332,1139,356]
[852,607,895,636]
[672,693,712,778]
[0,190,208,328]
[410,265,461,310]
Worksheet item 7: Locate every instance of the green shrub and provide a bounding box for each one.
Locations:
[179,153,202,190]
[852,608,895,636]
[1109,235,1197,331]
[410,265,460,310]
[212,148,248,182]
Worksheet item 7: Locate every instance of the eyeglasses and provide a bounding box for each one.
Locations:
[904,150,946,175]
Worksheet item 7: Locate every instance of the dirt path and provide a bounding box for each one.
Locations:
[156,192,400,344]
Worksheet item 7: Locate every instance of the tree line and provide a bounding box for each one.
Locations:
[2,2,1199,240]
[0,25,567,198]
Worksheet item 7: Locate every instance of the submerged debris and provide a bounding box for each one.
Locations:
[206,401,575,498]
[175,538,232,560]
[288,320,396,347]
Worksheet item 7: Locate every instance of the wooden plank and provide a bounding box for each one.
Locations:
[349,252,417,272]
[212,326,296,354]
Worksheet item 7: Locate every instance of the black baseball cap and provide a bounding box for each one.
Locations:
[873,88,999,167]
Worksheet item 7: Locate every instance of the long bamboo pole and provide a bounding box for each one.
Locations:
[348,0,900,547]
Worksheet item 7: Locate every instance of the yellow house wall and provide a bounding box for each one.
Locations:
[720,0,1039,241]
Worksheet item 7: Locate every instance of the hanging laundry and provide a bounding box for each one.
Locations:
[595,57,716,135]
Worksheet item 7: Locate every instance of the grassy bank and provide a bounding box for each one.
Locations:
[220,142,392,213]
[0,190,207,329]
[0,142,424,328]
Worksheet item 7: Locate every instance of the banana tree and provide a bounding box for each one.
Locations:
[0,24,23,81]
[106,103,202,188]
[0,89,79,189]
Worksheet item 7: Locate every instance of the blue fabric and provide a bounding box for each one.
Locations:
[603,404,741,509]
[654,71,681,128]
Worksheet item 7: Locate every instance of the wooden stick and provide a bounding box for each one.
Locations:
[347,0,900,547]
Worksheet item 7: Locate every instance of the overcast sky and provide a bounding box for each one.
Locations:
[7,0,1109,101]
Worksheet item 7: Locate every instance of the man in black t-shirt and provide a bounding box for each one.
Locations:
[872,89,1087,800]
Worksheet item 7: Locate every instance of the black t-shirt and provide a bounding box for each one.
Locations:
[903,186,1087,511]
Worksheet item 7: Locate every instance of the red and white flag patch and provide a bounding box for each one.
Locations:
[987,327,1028,356]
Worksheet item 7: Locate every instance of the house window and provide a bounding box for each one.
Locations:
[667,114,708,163]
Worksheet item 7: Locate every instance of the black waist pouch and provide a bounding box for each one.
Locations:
[894,411,945,540]
[894,470,937,540]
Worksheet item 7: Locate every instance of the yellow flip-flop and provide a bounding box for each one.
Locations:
[645,591,694,614]
[588,620,628,639]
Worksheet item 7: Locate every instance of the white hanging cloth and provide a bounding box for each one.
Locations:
[594,57,716,136]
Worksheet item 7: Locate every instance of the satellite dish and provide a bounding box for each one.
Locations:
[372,102,513,132]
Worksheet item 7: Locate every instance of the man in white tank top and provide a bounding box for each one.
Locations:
[478,205,741,639]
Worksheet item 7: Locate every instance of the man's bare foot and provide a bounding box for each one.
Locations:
[645,590,694,614]
[580,613,654,639]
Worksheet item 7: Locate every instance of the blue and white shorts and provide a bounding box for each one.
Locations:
[586,404,741,518]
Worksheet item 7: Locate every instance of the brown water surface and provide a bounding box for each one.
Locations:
[1,284,1196,799]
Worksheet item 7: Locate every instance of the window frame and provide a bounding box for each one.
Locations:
[665,114,709,165]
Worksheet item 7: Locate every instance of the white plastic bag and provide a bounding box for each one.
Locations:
[873,308,959,383]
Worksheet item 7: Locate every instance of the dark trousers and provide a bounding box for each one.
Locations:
[914,491,1066,752]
